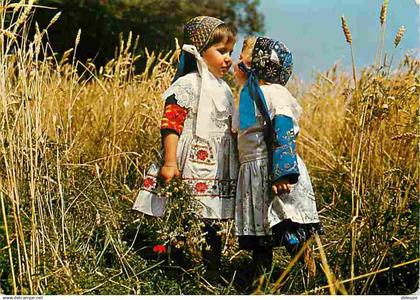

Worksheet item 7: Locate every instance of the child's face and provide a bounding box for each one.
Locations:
[233,45,253,86]
[202,37,235,78]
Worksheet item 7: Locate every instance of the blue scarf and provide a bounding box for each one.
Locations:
[238,62,270,130]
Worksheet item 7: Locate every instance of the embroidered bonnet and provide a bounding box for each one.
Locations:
[251,37,293,85]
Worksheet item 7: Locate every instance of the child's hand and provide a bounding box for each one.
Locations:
[272,178,291,195]
[160,165,180,183]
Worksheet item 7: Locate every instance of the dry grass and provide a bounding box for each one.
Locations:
[0,0,418,295]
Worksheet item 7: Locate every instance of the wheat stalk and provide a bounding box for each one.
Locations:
[10,0,25,13]
[47,11,62,29]
[388,25,407,71]
[0,192,17,294]
[306,258,420,294]
[270,238,309,293]
[34,22,41,56]
[75,28,81,49]
[376,0,389,67]
[380,0,388,25]
[1,29,16,41]
[125,31,132,54]
[394,25,406,47]
[314,234,347,295]
[15,0,34,27]
[341,16,352,45]
[341,16,357,90]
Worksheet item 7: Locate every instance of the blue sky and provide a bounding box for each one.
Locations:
[233,0,419,82]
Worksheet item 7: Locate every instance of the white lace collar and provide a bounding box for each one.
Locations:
[182,44,230,139]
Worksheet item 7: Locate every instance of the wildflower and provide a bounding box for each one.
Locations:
[152,244,167,254]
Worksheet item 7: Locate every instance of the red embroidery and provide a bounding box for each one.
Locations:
[196,149,209,161]
[194,182,208,193]
[143,177,155,189]
[161,104,188,135]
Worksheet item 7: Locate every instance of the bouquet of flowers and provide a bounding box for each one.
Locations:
[155,178,206,262]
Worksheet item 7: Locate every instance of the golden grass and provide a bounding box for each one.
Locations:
[0,0,418,295]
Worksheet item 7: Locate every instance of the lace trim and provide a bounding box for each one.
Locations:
[162,74,199,110]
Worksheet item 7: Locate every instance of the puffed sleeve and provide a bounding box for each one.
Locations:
[265,84,302,135]
[160,94,188,137]
[160,73,199,137]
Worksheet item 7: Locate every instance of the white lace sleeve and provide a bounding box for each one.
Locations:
[162,73,199,110]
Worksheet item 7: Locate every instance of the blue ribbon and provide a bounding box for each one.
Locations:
[238,62,270,130]
[171,50,198,84]
[172,51,186,83]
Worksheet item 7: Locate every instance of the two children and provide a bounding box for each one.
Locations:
[133,16,238,281]
[133,15,322,284]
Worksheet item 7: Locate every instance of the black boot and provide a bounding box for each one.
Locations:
[202,223,222,285]
[252,246,273,280]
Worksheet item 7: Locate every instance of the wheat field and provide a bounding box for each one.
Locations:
[0,0,418,295]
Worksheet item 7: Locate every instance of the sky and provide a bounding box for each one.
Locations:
[233,0,419,82]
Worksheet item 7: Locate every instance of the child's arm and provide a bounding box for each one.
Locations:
[159,95,188,182]
[161,133,181,182]
[270,114,299,194]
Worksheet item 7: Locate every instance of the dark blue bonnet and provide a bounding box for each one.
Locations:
[239,36,293,130]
